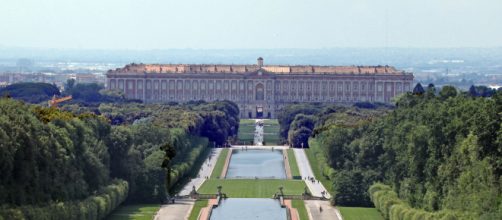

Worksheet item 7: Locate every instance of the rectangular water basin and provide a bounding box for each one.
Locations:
[210,198,286,220]
[226,149,286,179]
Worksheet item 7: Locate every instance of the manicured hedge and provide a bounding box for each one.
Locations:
[168,135,209,190]
[369,183,474,220]
[0,180,128,220]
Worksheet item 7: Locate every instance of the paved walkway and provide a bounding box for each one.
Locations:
[305,200,342,220]
[293,148,331,199]
[155,198,195,220]
[178,148,222,196]
[155,148,221,220]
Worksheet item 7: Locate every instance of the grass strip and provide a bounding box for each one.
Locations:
[106,204,159,220]
[338,207,384,220]
[188,200,209,220]
[210,148,229,179]
[305,139,333,192]
[263,119,279,125]
[287,149,301,178]
[292,200,309,220]
[198,179,308,198]
[239,119,256,125]
[263,119,280,145]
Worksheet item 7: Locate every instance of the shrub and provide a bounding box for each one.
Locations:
[0,180,128,220]
[369,183,477,220]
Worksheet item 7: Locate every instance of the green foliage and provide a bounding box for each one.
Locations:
[277,103,323,143]
[288,114,316,147]
[0,98,111,205]
[368,183,476,220]
[438,86,457,100]
[0,180,128,220]
[1,96,240,218]
[0,82,60,103]
[296,90,502,218]
[305,140,334,194]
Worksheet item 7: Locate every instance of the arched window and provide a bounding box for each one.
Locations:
[256,83,264,101]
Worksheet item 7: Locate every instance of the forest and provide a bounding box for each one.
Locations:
[0,94,239,219]
[279,85,501,219]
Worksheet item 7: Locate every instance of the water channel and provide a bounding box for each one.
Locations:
[210,119,287,219]
[210,198,286,220]
[225,149,286,179]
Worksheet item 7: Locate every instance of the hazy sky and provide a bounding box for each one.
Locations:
[1,0,501,49]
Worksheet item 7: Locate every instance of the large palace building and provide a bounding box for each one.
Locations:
[106,58,413,118]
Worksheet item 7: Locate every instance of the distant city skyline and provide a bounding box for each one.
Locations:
[1,0,502,49]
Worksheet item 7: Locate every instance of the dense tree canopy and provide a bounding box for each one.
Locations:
[0,98,110,205]
[278,86,502,218]
[0,97,240,218]
[0,82,60,103]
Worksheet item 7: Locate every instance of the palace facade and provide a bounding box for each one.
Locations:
[106,58,413,118]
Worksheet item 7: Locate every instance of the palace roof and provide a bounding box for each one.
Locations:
[107,59,410,76]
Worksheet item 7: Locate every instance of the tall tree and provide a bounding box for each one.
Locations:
[413,83,425,95]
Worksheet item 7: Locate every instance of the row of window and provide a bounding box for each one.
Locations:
[110,79,410,93]
[126,90,402,103]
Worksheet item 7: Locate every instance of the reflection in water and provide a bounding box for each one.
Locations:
[210,198,286,220]
[226,150,286,179]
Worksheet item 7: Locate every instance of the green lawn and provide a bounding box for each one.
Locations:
[263,134,280,145]
[188,200,209,220]
[238,124,255,134]
[305,139,333,192]
[292,200,309,220]
[198,179,308,198]
[210,148,229,178]
[287,149,301,178]
[263,119,280,145]
[106,204,159,220]
[338,207,384,220]
[263,119,279,126]
[240,119,256,124]
[238,120,255,144]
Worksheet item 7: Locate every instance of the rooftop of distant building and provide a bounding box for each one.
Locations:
[107,58,410,75]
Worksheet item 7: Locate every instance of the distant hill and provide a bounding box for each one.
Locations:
[0,82,60,103]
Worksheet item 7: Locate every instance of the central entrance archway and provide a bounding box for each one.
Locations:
[256,105,263,118]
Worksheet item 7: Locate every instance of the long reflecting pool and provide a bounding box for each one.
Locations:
[226,149,286,179]
[210,198,286,220]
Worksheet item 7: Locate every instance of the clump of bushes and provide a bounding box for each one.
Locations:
[369,183,473,220]
[0,180,128,220]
